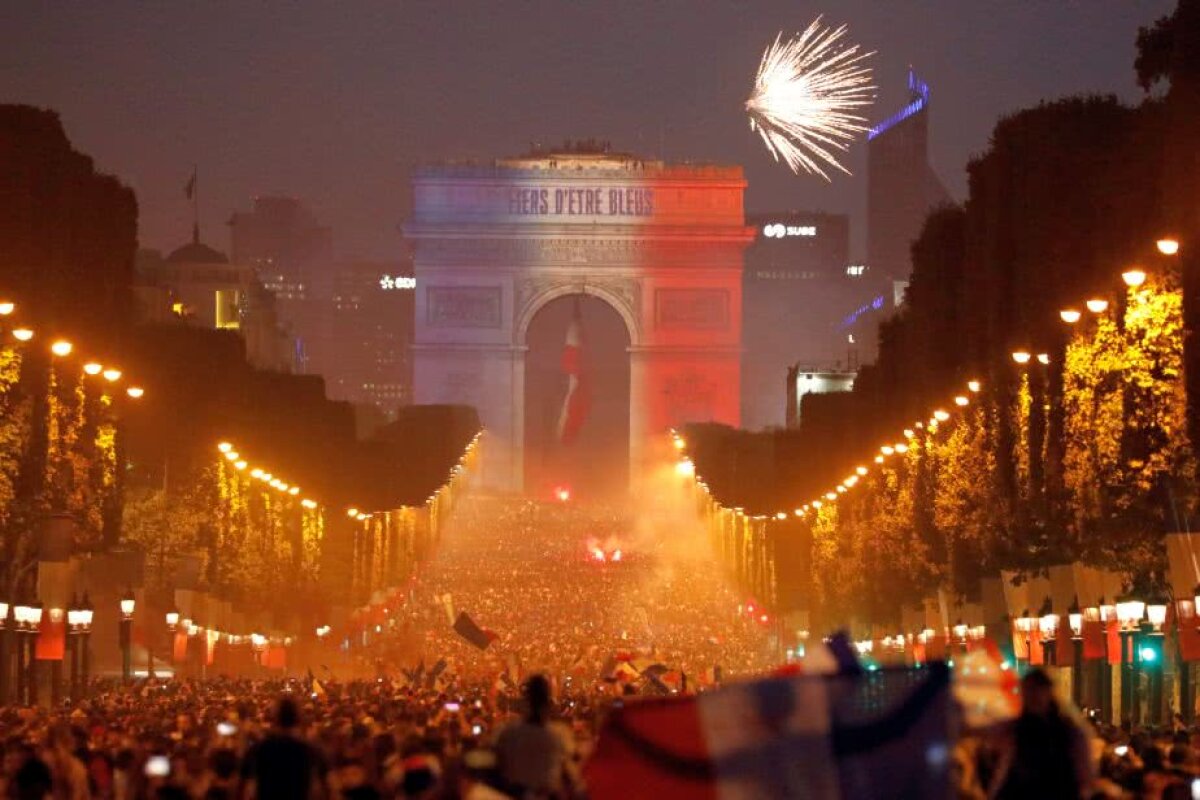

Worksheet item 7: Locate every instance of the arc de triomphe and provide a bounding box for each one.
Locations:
[404,149,753,491]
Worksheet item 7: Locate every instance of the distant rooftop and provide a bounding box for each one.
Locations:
[166,226,228,264]
[496,139,661,171]
[414,140,742,180]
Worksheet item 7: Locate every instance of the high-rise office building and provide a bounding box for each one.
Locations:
[741,212,887,430]
[866,70,951,285]
[229,197,333,372]
[325,260,415,421]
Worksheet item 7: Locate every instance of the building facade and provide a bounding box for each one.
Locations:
[134,237,294,371]
[405,146,753,491]
[229,196,333,373]
[866,70,951,284]
[740,213,889,430]
[325,260,415,419]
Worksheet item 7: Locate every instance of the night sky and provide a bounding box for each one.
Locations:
[1,1,1172,261]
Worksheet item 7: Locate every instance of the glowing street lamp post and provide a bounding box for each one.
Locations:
[67,594,94,701]
[1145,600,1167,725]
[14,601,42,706]
[1067,600,1084,708]
[0,600,10,705]
[119,590,135,684]
[1116,599,1145,724]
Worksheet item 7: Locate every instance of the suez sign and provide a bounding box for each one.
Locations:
[507,186,654,217]
[761,223,816,238]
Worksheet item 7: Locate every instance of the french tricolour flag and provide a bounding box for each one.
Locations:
[557,299,590,444]
[585,656,952,799]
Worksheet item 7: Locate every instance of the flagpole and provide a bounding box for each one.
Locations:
[192,164,199,242]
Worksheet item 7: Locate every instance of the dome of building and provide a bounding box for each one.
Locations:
[166,227,228,264]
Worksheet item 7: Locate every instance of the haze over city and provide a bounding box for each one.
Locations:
[1,1,1169,259]
[1,3,1199,797]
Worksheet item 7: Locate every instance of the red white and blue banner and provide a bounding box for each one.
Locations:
[586,660,953,799]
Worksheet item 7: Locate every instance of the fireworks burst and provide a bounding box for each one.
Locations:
[746,17,875,180]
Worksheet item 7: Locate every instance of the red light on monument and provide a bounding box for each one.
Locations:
[555,486,571,503]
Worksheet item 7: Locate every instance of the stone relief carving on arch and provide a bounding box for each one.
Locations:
[515,276,642,345]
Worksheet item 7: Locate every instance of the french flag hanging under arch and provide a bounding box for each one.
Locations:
[557,298,591,445]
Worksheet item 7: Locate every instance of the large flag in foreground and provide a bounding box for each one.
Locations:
[556,299,590,444]
[585,662,952,800]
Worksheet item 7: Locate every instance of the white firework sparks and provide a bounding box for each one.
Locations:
[746,17,875,180]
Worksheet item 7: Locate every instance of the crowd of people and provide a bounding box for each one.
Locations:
[365,496,775,688]
[1,496,1199,798]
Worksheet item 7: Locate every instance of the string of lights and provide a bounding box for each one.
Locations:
[675,236,1182,526]
[346,430,483,522]
[215,441,320,510]
[0,300,147,398]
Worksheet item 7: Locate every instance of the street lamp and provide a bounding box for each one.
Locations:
[1156,238,1180,256]
[1086,298,1109,314]
[1036,353,1051,365]
[1012,351,1032,365]
[79,595,92,697]
[0,599,10,705]
[13,601,42,706]
[119,589,135,684]
[1015,611,1036,669]
[12,328,33,342]
[67,596,82,701]
[0,302,12,316]
[49,340,72,357]
[1067,598,1083,707]
[83,363,102,376]
[1116,598,1145,723]
[1122,269,1147,288]
[1059,309,1082,324]
[1039,610,1059,665]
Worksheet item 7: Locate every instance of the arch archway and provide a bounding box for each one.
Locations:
[523,293,631,501]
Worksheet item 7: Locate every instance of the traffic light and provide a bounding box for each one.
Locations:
[1138,637,1163,666]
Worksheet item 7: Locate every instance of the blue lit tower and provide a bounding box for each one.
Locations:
[866,70,950,286]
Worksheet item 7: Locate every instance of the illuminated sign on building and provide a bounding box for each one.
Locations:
[761,223,816,239]
[508,187,654,217]
[846,265,866,277]
[379,275,416,291]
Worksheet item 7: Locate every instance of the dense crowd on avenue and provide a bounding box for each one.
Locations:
[364,496,776,686]
[0,498,1199,798]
